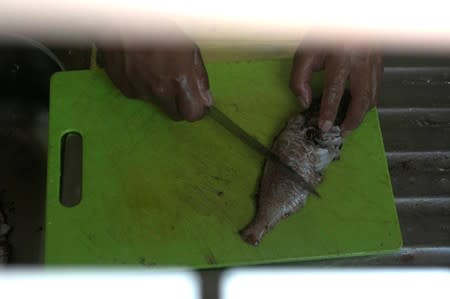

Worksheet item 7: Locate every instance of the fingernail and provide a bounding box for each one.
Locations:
[320,120,333,132]
[204,90,214,106]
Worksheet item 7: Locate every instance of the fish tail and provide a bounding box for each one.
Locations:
[239,219,268,246]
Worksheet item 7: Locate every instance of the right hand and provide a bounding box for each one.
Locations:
[98,25,213,122]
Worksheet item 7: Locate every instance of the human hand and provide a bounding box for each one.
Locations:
[98,25,213,122]
[290,47,383,136]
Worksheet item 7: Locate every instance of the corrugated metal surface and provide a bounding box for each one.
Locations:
[381,63,450,261]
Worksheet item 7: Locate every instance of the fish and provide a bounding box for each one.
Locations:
[239,92,351,246]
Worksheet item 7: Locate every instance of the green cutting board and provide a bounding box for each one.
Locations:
[45,59,402,268]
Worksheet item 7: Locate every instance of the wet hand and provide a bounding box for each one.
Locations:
[290,47,383,136]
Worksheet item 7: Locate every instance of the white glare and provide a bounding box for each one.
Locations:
[221,268,450,299]
[0,268,201,299]
[0,0,450,51]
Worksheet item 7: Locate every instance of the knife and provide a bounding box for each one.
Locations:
[207,106,320,197]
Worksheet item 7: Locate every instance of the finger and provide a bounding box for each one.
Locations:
[290,50,324,108]
[175,74,206,122]
[123,65,181,120]
[124,53,182,120]
[146,81,182,121]
[103,50,136,98]
[193,46,214,107]
[341,53,379,134]
[148,87,183,121]
[319,54,351,131]
[371,54,383,106]
[340,93,370,136]
[152,95,183,121]
[144,70,178,98]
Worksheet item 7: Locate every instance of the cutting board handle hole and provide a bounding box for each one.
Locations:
[60,132,83,207]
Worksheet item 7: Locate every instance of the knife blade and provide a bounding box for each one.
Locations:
[207,106,320,197]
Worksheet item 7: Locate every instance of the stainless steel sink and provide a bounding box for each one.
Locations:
[380,62,450,251]
[0,46,449,270]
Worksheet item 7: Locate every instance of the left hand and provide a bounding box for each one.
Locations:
[290,47,383,136]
